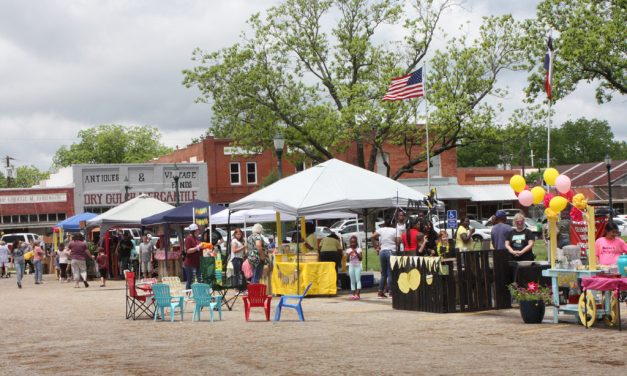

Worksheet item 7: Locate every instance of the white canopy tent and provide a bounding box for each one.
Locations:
[230,158,428,216]
[87,194,175,230]
[210,208,354,225]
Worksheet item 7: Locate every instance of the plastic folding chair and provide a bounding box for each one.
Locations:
[191,283,223,322]
[152,283,185,322]
[274,283,313,322]
[242,283,272,321]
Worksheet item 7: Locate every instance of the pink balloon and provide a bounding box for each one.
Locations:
[555,174,571,194]
[518,190,534,207]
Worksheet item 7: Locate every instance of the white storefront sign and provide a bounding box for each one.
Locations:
[0,193,67,204]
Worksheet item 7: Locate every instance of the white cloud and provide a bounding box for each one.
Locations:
[0,0,624,173]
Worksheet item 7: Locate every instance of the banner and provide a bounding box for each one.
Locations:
[570,217,607,257]
[194,207,209,226]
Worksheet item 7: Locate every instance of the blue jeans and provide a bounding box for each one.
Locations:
[15,260,25,285]
[251,262,264,283]
[378,249,392,292]
[34,260,43,283]
[183,265,199,290]
[231,258,243,286]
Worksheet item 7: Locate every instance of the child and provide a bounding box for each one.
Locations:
[345,235,362,300]
[96,247,109,287]
[436,230,451,257]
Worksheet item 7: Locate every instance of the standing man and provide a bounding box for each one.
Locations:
[138,235,154,279]
[490,210,512,251]
[371,217,400,299]
[183,224,202,290]
[116,233,134,278]
[10,240,29,288]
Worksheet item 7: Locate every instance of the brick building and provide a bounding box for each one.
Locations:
[0,187,75,236]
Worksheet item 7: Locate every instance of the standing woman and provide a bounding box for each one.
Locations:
[183,223,202,290]
[505,213,536,261]
[0,241,9,278]
[230,228,246,285]
[32,240,45,284]
[58,246,71,282]
[246,223,267,283]
[371,217,400,299]
[422,221,438,256]
[401,218,420,256]
[68,233,93,288]
[10,240,28,288]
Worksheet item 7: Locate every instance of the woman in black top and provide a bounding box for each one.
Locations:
[505,213,535,261]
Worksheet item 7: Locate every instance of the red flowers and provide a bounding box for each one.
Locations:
[527,282,538,293]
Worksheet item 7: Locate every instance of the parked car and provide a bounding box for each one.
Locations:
[1,233,41,250]
[611,218,626,235]
[433,220,491,242]
[285,226,333,243]
[337,223,373,248]
[329,219,363,234]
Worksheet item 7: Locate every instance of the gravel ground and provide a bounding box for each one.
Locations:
[1,273,625,375]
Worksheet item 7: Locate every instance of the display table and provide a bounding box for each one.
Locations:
[272,262,337,296]
[542,268,605,323]
[581,276,627,330]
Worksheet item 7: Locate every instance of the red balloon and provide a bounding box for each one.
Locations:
[543,193,554,209]
[570,206,583,221]
[559,189,574,202]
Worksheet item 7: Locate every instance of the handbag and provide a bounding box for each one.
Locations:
[242,259,253,280]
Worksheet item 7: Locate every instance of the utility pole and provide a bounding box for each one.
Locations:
[5,155,15,187]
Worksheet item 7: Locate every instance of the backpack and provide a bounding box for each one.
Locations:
[246,233,267,266]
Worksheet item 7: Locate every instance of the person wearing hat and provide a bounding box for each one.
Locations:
[490,210,512,251]
[183,223,202,290]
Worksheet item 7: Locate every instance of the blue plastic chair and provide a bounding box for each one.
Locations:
[191,283,223,322]
[274,283,313,322]
[152,283,185,322]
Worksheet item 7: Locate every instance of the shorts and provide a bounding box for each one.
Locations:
[140,260,152,273]
[99,269,108,277]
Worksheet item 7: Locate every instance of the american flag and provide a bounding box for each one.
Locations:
[382,68,424,101]
[543,36,553,100]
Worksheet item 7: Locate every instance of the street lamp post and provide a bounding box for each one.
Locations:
[605,154,613,223]
[173,163,180,207]
[273,133,285,179]
[123,176,131,201]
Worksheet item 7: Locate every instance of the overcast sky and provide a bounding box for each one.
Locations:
[0,0,624,172]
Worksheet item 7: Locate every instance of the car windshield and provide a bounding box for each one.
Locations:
[469,220,487,229]
[329,221,345,230]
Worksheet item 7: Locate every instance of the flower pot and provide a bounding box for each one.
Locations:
[519,300,545,324]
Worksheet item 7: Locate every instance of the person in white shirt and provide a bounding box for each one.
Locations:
[371,217,400,299]
[0,241,10,278]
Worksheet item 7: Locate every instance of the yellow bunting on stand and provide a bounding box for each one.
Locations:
[276,212,282,249]
[397,273,410,293]
[586,206,597,270]
[408,269,421,290]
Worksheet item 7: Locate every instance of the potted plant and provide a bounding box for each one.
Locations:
[508,282,551,324]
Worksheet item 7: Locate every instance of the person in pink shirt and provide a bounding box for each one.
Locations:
[33,240,46,284]
[595,222,627,266]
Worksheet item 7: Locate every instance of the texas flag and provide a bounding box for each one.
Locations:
[543,36,553,100]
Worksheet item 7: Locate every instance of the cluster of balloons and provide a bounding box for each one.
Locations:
[509,168,582,220]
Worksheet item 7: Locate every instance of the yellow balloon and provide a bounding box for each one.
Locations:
[573,193,588,210]
[544,168,559,186]
[531,186,546,205]
[544,208,558,220]
[549,196,568,213]
[509,175,526,193]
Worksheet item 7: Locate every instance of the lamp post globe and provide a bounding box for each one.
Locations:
[173,164,181,207]
[273,134,285,179]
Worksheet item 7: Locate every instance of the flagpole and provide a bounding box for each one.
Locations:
[545,31,553,170]
[422,63,431,190]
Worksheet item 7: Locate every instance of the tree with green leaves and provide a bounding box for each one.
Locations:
[0,166,50,188]
[524,0,626,103]
[183,0,525,179]
[52,124,172,168]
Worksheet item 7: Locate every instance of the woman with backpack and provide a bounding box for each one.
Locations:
[246,223,267,283]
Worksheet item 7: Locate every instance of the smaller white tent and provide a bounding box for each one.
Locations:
[210,208,354,225]
[230,159,427,216]
[87,194,175,229]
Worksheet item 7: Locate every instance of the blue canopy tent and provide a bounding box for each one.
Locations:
[141,199,226,226]
[55,212,97,231]
[141,199,226,277]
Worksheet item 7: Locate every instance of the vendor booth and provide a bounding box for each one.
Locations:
[141,199,226,279]
[229,158,429,296]
[87,195,174,278]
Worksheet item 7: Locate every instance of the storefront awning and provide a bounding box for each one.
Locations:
[462,185,517,202]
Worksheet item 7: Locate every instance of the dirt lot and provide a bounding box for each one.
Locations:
[1,274,625,376]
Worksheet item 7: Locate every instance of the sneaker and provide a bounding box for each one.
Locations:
[17,282,22,289]
[377,291,387,299]
[99,284,105,287]
[84,281,89,288]
[355,296,360,300]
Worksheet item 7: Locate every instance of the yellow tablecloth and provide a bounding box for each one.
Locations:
[272,262,337,296]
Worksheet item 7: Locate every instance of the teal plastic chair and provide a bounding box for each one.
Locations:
[191,283,223,322]
[274,283,313,322]
[152,283,185,322]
